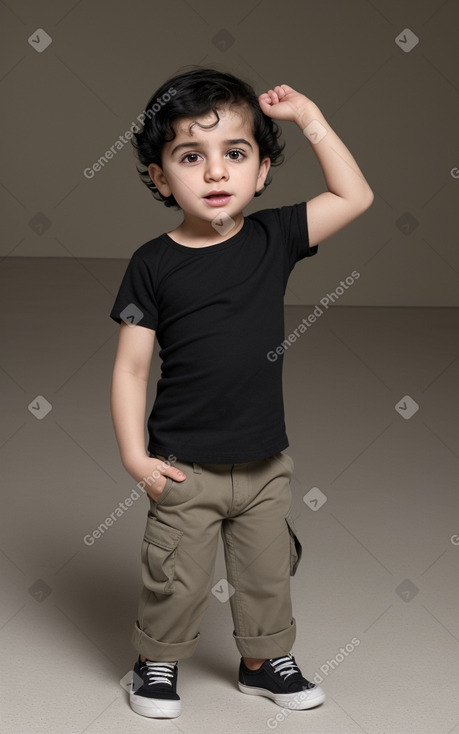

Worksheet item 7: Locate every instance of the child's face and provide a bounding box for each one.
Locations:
[148,105,271,224]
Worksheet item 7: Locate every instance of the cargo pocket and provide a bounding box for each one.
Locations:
[286,513,302,576]
[141,513,183,595]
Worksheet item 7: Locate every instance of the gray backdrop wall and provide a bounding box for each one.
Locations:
[1,0,458,305]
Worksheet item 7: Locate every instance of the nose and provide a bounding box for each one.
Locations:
[204,155,229,182]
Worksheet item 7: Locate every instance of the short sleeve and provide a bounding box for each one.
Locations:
[110,253,158,329]
[279,202,318,271]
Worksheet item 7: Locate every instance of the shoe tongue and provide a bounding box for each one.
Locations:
[145,660,176,668]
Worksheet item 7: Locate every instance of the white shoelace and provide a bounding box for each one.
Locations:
[144,661,176,687]
[269,655,300,680]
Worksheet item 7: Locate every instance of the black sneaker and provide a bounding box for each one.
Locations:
[130,656,181,718]
[238,654,325,709]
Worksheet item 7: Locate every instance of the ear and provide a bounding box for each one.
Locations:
[256,156,271,192]
[148,163,171,197]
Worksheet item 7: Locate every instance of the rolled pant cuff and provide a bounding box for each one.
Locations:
[233,618,296,658]
[132,621,200,661]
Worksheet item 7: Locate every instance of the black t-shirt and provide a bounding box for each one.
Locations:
[110,203,318,463]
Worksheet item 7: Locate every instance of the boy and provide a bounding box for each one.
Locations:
[110,67,373,719]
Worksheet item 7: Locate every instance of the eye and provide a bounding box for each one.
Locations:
[226,149,246,160]
[181,152,201,164]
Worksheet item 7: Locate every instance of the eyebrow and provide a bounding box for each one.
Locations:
[170,138,254,156]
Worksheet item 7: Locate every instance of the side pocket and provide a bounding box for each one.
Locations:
[274,451,295,477]
[155,476,174,505]
[141,513,183,595]
[282,452,295,475]
[286,513,302,576]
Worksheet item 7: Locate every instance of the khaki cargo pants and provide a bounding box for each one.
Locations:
[132,452,302,662]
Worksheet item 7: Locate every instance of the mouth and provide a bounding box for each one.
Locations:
[204,191,232,207]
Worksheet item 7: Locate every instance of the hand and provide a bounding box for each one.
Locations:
[258,84,314,123]
[129,455,186,502]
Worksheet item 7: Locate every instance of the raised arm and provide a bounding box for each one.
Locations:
[111,322,185,497]
[258,84,374,247]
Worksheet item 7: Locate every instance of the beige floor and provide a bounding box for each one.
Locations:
[1,257,458,734]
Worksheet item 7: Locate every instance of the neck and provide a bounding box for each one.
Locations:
[169,212,244,248]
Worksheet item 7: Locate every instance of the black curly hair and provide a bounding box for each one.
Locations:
[132,66,285,208]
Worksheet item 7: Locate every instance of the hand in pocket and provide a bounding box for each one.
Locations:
[131,456,186,502]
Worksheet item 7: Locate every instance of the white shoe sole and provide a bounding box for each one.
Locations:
[130,692,182,718]
[238,682,326,709]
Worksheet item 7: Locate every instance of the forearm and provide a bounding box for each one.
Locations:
[110,367,149,475]
[295,102,373,206]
